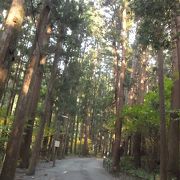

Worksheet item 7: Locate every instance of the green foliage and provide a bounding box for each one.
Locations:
[0,107,7,118]
[120,156,158,179]
[0,107,14,149]
[52,0,84,30]
[103,157,113,173]
[103,156,157,179]
[104,114,116,132]
[120,156,135,170]
[130,0,178,49]
[122,77,172,134]
[85,4,105,39]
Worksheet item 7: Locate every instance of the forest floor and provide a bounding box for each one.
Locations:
[15,157,140,180]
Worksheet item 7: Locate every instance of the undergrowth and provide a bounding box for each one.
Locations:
[103,156,160,180]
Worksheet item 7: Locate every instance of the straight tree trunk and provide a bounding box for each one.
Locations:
[157,49,167,180]
[52,114,61,167]
[19,53,42,168]
[133,132,141,167]
[63,119,69,156]
[65,134,70,155]
[74,116,79,154]
[168,14,180,179]
[9,59,24,116]
[82,119,89,156]
[42,26,64,157]
[26,63,49,175]
[112,1,127,172]
[27,23,64,175]
[79,122,83,155]
[47,135,53,160]
[5,58,22,117]
[58,134,64,159]
[19,69,43,168]
[0,0,25,100]
[133,50,147,168]
[112,60,126,171]
[0,71,11,107]
[70,117,76,154]
[0,2,51,180]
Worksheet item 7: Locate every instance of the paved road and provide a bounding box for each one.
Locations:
[15,157,137,180]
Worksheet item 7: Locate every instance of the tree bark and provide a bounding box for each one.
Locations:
[157,49,167,180]
[0,0,25,100]
[133,50,147,168]
[0,2,51,180]
[133,132,141,168]
[168,13,180,180]
[26,64,49,175]
[27,22,64,175]
[82,118,89,156]
[52,114,61,167]
[0,71,11,107]
[112,1,127,172]
[74,116,79,154]
[70,117,76,154]
[19,69,43,168]
[42,29,64,156]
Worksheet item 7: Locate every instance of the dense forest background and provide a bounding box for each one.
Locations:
[0,0,179,180]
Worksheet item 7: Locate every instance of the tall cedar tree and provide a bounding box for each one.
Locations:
[0,1,51,180]
[0,0,25,100]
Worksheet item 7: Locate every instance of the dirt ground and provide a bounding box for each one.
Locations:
[15,157,140,180]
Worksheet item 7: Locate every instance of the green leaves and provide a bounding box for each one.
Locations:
[122,77,172,134]
[130,0,177,49]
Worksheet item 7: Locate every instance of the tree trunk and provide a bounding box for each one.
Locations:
[0,0,25,100]
[133,132,141,168]
[57,134,64,159]
[112,1,127,172]
[168,14,180,179]
[27,22,65,175]
[111,39,123,172]
[9,58,24,115]
[133,50,147,168]
[0,2,51,180]
[63,120,69,156]
[157,49,167,180]
[52,114,61,167]
[0,71,11,107]
[70,117,76,154]
[5,57,22,117]
[0,57,22,153]
[79,123,83,155]
[43,25,64,157]
[82,119,89,156]
[47,135,53,160]
[19,69,43,168]
[74,116,79,154]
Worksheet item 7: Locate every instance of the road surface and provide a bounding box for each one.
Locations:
[15,157,138,180]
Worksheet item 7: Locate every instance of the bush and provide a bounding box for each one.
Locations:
[120,156,158,180]
[103,157,113,173]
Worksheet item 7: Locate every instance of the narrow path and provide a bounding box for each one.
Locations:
[15,157,138,180]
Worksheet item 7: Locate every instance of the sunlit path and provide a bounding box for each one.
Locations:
[15,158,138,180]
